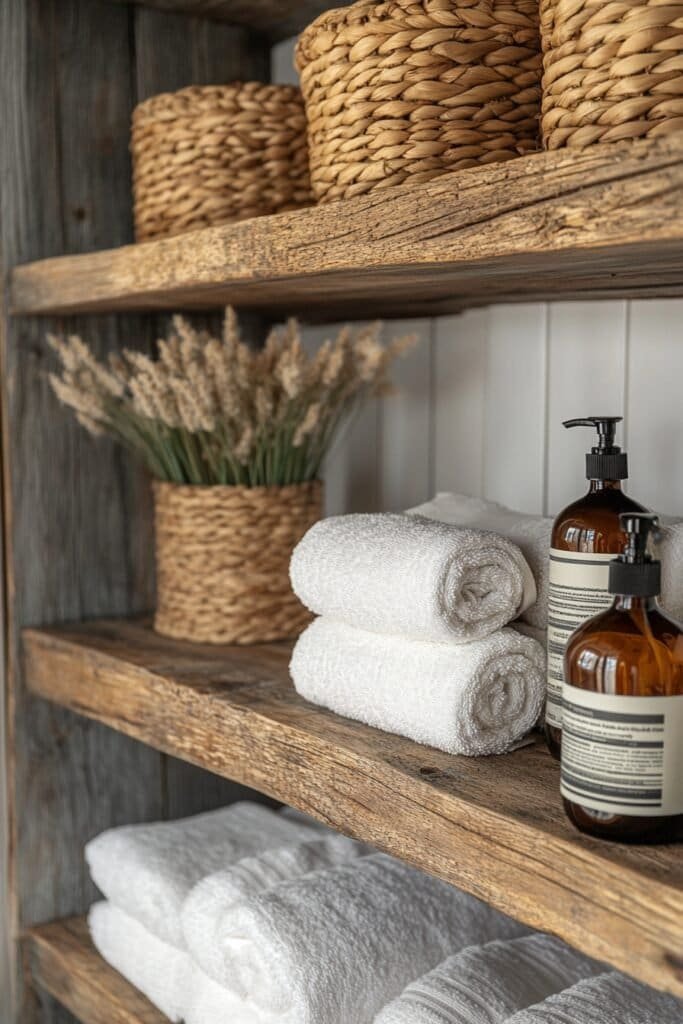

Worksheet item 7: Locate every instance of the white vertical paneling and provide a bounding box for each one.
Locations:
[545,301,628,517]
[483,304,548,514]
[380,319,433,512]
[433,310,489,497]
[627,300,683,517]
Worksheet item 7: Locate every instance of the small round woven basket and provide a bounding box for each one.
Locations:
[131,82,313,242]
[541,1,683,150]
[295,0,542,204]
[153,480,322,645]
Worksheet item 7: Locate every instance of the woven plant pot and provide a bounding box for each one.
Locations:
[153,480,322,645]
[131,83,313,242]
[541,1,683,150]
[295,0,542,204]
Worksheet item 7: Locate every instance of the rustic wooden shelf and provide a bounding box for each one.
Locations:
[11,135,683,321]
[23,617,683,998]
[25,917,164,1024]
[107,0,345,41]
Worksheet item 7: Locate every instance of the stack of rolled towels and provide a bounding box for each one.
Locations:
[86,801,683,1024]
[289,508,546,755]
[289,494,683,756]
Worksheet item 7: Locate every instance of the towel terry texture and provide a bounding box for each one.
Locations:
[410,493,683,628]
[205,851,528,1024]
[504,971,683,1024]
[291,618,545,755]
[374,933,603,1024]
[89,901,267,1024]
[85,802,318,947]
[290,512,536,643]
[182,834,369,986]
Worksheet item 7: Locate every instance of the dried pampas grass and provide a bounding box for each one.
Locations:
[48,308,417,486]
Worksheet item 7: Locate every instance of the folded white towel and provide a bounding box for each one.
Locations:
[503,971,683,1023]
[290,513,536,643]
[85,802,318,947]
[291,618,545,755]
[182,834,369,986]
[208,851,528,1024]
[374,933,602,1024]
[411,493,683,627]
[89,901,266,1024]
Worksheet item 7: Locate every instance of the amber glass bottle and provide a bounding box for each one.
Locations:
[545,417,648,759]
[561,514,683,842]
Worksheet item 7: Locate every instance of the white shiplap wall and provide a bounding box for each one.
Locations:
[273,40,683,522]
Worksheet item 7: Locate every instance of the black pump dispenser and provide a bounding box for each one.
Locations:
[609,513,662,598]
[563,416,628,481]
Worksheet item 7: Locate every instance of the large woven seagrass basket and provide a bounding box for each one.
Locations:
[541,0,683,150]
[131,83,313,241]
[153,480,322,645]
[295,0,542,204]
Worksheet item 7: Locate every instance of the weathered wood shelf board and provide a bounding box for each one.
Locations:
[23,618,683,998]
[11,134,683,321]
[26,917,164,1024]
[107,0,347,41]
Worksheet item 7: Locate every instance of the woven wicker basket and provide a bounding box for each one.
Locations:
[153,480,322,645]
[131,83,313,242]
[541,1,683,150]
[295,0,542,204]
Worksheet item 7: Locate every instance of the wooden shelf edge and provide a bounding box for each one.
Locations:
[25,917,164,1024]
[21,617,683,998]
[10,134,683,319]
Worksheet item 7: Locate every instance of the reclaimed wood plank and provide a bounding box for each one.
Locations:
[25,918,165,1024]
[10,134,683,320]
[23,618,683,999]
[108,0,349,41]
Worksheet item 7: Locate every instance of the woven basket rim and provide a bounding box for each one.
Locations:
[152,479,322,496]
[134,81,304,117]
[296,0,540,66]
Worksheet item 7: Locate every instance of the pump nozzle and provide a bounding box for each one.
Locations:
[563,416,627,480]
[609,513,661,597]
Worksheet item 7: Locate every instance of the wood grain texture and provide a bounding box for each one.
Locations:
[109,0,350,41]
[10,133,683,321]
[23,618,683,998]
[25,918,165,1024]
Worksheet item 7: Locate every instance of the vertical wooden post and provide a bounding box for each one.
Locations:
[0,3,270,1022]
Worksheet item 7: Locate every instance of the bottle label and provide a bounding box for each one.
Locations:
[561,684,683,816]
[546,550,615,728]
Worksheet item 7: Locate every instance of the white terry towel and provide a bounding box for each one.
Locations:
[89,901,267,1024]
[182,834,369,986]
[85,802,318,947]
[206,852,528,1024]
[411,492,683,628]
[503,971,683,1024]
[290,512,536,643]
[291,618,545,755]
[374,933,603,1024]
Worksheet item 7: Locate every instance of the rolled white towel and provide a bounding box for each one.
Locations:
[411,492,683,628]
[291,619,545,755]
[290,513,536,643]
[374,933,603,1024]
[182,834,370,986]
[503,972,683,1024]
[85,802,318,947]
[89,901,265,1024]
[208,852,528,1024]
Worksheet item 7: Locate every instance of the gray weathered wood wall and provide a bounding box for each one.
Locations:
[0,4,269,1022]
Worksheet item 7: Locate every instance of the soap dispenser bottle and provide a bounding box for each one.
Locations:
[561,514,683,842]
[545,417,648,758]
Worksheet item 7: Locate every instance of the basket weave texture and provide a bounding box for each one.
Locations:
[131,83,313,242]
[153,480,322,645]
[295,0,542,204]
[541,1,683,150]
